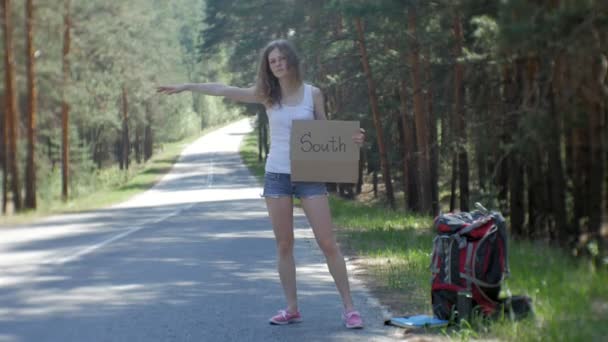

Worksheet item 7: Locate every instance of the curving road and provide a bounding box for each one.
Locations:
[0,119,398,342]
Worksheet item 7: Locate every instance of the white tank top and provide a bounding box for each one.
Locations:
[265,84,315,174]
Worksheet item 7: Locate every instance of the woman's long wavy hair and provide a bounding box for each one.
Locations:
[255,39,302,107]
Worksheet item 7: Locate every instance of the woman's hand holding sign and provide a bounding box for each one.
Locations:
[352,128,366,145]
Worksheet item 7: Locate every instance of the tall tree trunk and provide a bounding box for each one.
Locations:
[115,139,123,169]
[61,0,71,201]
[407,7,432,214]
[510,154,525,237]
[548,55,567,242]
[1,94,7,213]
[475,73,491,193]
[121,84,130,170]
[508,59,526,237]
[572,119,590,235]
[453,9,469,212]
[399,79,419,212]
[354,17,395,208]
[397,115,408,199]
[450,156,457,212]
[571,102,589,239]
[94,130,102,169]
[134,122,142,164]
[525,57,544,239]
[144,101,153,162]
[357,148,364,195]
[586,52,606,245]
[1,0,22,212]
[495,66,512,207]
[24,0,37,209]
[425,51,439,215]
[440,75,449,155]
[309,0,324,85]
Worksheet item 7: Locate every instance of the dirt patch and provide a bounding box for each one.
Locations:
[345,255,424,315]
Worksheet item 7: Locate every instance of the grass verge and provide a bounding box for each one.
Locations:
[239,129,608,341]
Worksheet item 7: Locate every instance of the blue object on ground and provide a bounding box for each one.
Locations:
[389,315,449,328]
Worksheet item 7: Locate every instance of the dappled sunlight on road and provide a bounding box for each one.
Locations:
[130,187,263,207]
[296,263,335,283]
[0,274,66,288]
[0,222,106,246]
[198,229,276,240]
[0,281,200,321]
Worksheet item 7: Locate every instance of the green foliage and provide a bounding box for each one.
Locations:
[470,15,499,58]
[1,0,254,207]
[496,0,606,54]
[238,127,266,184]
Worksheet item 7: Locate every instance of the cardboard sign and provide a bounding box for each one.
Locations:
[290,120,360,183]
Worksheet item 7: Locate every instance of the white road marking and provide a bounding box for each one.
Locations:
[50,204,193,265]
[207,155,214,187]
[47,129,231,266]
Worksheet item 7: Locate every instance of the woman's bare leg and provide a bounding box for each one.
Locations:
[265,196,298,313]
[301,196,354,311]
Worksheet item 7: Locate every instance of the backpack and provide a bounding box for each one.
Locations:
[430,204,509,321]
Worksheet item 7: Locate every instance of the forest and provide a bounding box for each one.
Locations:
[2,0,607,262]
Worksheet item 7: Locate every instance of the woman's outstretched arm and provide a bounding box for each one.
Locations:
[156,83,259,104]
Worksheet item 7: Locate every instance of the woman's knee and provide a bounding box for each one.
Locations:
[276,238,294,257]
[317,238,339,257]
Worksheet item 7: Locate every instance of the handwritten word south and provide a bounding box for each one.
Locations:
[299,132,347,153]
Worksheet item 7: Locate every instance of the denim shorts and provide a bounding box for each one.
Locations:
[262,172,327,199]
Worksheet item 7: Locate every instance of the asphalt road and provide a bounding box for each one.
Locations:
[0,119,399,342]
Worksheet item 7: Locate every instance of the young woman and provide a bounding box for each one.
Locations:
[157,39,364,329]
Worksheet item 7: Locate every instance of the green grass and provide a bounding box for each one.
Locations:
[239,129,608,342]
[239,131,266,184]
[0,121,234,226]
[487,242,608,341]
